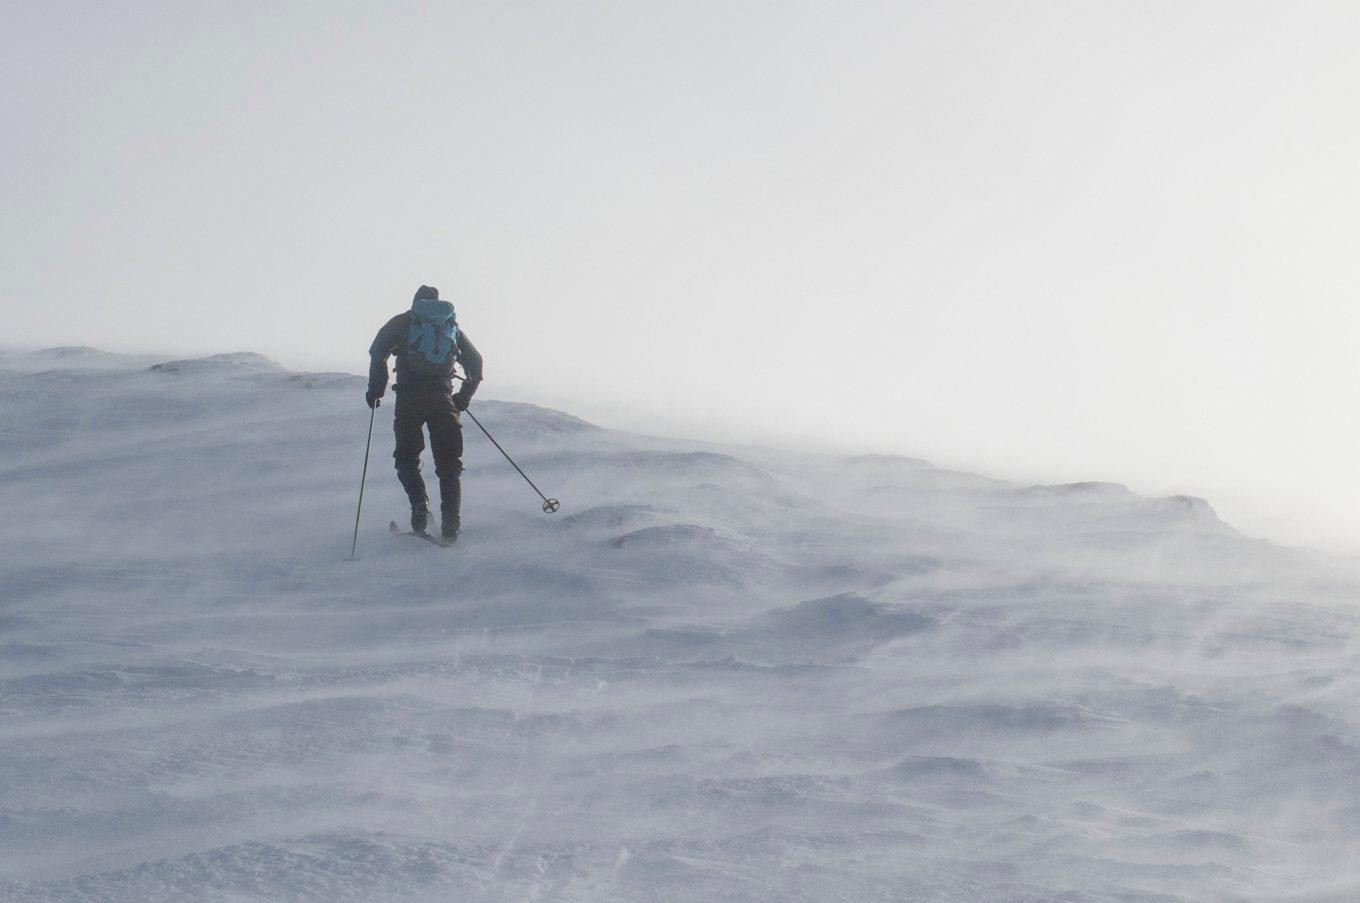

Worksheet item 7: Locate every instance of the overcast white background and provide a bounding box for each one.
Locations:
[3,1,1358,551]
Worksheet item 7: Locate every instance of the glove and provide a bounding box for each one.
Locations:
[365,391,382,409]
[452,391,470,412]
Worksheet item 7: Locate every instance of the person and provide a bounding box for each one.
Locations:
[366,285,483,542]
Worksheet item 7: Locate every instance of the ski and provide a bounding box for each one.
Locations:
[389,520,453,548]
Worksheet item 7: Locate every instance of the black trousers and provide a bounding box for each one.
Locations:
[392,388,463,528]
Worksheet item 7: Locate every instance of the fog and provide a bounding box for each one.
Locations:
[5,2,1359,551]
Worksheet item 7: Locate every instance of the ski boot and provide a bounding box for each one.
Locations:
[411,503,431,535]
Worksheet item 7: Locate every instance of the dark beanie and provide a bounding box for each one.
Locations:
[413,285,439,302]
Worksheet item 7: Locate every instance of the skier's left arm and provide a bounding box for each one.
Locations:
[453,331,483,411]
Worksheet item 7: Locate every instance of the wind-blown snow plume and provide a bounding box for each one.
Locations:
[1,349,1358,901]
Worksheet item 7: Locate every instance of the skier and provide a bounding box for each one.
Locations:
[366,285,483,542]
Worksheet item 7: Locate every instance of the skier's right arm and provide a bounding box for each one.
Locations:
[366,315,405,406]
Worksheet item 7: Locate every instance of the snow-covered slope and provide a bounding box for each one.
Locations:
[2,352,1359,902]
[0,345,169,372]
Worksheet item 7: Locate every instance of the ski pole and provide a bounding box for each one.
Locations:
[463,407,560,513]
[347,405,377,560]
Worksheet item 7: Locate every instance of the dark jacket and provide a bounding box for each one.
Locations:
[368,311,484,401]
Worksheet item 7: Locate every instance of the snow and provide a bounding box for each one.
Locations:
[2,350,1360,901]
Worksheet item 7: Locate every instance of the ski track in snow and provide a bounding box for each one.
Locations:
[2,347,1360,901]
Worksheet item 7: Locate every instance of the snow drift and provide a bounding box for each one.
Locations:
[1,348,1359,901]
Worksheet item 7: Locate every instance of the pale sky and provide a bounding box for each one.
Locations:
[4,1,1359,551]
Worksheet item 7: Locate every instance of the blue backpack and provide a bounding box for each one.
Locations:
[403,298,459,376]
